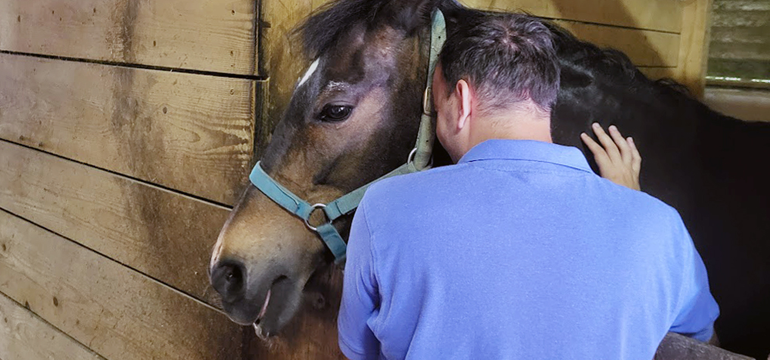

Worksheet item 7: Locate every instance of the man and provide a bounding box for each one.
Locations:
[338,13,718,360]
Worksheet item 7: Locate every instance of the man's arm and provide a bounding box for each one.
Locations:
[338,200,381,359]
[668,213,720,342]
[581,123,642,190]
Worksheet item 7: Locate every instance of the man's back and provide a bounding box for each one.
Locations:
[338,140,718,360]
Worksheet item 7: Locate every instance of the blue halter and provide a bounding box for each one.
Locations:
[248,10,447,264]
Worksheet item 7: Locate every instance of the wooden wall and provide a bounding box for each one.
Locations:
[0,0,710,359]
[0,0,264,359]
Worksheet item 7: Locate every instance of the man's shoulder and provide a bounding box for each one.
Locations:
[364,163,472,199]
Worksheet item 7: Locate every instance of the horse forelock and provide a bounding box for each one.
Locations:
[297,0,390,59]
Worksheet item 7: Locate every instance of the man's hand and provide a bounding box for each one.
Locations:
[580,123,642,191]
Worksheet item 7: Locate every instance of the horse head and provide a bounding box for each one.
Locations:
[209,0,437,337]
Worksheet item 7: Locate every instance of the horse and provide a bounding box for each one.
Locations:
[209,0,770,357]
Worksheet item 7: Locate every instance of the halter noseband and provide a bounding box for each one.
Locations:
[248,10,447,264]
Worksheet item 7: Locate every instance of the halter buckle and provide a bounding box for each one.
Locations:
[304,203,330,232]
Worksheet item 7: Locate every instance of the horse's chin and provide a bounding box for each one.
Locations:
[228,276,304,338]
[219,279,301,328]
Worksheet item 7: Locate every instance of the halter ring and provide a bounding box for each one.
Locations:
[407,148,418,167]
[304,203,329,232]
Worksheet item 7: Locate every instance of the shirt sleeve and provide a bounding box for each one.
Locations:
[338,199,381,359]
[668,212,720,342]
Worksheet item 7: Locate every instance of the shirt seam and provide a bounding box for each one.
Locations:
[464,158,594,174]
[473,164,596,178]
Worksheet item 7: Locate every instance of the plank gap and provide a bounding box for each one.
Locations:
[0,291,107,360]
[0,50,267,81]
[540,16,681,35]
[0,207,226,314]
[0,138,232,212]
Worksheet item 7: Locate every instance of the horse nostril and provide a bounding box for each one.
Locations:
[211,260,246,301]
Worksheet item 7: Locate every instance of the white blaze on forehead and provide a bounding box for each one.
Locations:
[297,59,320,88]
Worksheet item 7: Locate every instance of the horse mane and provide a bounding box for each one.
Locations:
[543,21,695,97]
[297,0,382,58]
[297,0,435,59]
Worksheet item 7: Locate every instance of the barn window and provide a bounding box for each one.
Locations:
[707,0,770,88]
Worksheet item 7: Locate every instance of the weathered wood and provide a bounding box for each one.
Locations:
[554,20,679,67]
[0,53,259,205]
[638,67,681,84]
[0,140,228,305]
[461,0,682,33]
[0,292,105,360]
[259,0,325,139]
[0,210,247,360]
[674,0,714,98]
[0,0,258,74]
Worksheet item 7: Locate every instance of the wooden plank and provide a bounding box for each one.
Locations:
[554,20,680,67]
[0,140,228,305]
[260,0,326,140]
[460,0,683,33]
[639,67,678,81]
[0,0,258,75]
[0,292,105,360]
[0,210,247,360]
[0,53,259,205]
[675,0,714,98]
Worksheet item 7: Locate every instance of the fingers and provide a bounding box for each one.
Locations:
[608,125,632,164]
[628,137,642,173]
[591,123,622,162]
[580,132,609,165]
[582,123,643,191]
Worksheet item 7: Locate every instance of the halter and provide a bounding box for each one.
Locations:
[249,10,447,264]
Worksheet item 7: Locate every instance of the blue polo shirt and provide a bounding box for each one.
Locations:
[338,139,719,360]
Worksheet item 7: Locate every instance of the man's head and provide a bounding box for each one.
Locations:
[433,13,560,162]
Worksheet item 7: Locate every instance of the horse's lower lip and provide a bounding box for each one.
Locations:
[256,288,271,321]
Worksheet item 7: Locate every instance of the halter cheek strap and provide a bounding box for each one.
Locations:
[249,161,415,264]
[248,10,446,265]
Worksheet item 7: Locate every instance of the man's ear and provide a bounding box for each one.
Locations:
[455,79,473,130]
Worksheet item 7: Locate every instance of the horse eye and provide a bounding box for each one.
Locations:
[319,105,353,122]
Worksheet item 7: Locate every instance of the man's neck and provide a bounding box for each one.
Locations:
[468,106,553,148]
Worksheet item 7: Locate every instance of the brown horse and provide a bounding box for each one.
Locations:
[210,0,770,358]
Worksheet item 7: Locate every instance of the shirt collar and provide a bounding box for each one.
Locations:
[458,139,593,173]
